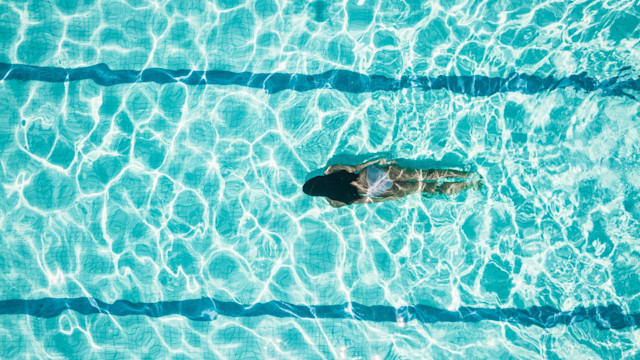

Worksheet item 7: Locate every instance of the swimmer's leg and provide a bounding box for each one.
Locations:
[421,180,483,196]
[384,165,472,182]
[375,179,482,199]
[376,181,422,198]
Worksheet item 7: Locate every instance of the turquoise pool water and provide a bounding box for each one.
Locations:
[1,0,640,358]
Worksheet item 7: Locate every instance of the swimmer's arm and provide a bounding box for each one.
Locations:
[327,196,402,207]
[324,159,396,175]
[353,196,404,205]
[327,199,347,208]
[324,164,357,175]
[352,158,397,171]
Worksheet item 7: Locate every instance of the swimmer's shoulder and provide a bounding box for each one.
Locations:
[324,164,357,175]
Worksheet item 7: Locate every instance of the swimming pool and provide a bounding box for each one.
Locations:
[0,0,639,358]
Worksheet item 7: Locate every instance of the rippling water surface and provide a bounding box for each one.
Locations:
[1,0,640,358]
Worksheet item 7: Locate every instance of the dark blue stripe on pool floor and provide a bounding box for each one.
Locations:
[0,298,637,329]
[1,62,638,98]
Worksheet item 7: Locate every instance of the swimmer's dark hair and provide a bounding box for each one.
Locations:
[302,170,361,205]
[302,176,328,197]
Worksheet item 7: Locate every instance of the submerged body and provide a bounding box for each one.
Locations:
[303,159,482,207]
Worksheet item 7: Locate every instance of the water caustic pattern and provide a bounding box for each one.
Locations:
[0,0,640,358]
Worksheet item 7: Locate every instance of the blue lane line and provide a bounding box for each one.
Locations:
[1,62,638,97]
[0,298,637,329]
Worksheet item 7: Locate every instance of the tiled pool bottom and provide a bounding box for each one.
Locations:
[1,75,640,357]
[0,312,637,359]
[1,0,640,357]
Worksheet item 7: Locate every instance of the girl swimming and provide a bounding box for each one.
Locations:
[302,159,482,207]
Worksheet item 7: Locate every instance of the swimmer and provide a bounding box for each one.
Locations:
[302,158,482,207]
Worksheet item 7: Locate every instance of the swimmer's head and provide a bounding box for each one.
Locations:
[302,176,329,197]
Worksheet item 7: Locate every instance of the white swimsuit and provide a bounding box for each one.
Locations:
[365,166,393,197]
